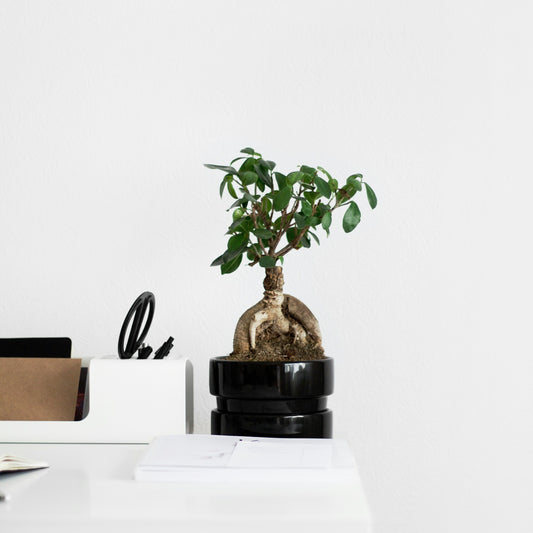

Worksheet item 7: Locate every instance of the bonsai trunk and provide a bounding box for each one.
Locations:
[230,267,325,361]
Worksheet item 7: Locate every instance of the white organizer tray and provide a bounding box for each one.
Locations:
[0,357,193,443]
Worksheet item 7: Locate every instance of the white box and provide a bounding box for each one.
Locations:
[0,357,193,443]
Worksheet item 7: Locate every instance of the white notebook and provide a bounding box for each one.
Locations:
[0,455,49,474]
[134,434,357,483]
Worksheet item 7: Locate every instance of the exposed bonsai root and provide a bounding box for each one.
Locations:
[285,294,322,346]
[232,300,263,353]
[231,267,325,361]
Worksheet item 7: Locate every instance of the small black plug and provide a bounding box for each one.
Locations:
[138,344,153,359]
[154,336,174,359]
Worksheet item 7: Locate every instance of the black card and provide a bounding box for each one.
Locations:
[0,338,72,358]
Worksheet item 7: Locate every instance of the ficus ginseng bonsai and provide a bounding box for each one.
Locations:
[205,147,377,362]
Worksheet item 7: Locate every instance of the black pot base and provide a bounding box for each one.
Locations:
[211,409,333,438]
[210,356,334,439]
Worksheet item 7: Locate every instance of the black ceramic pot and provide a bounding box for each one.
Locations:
[209,356,334,438]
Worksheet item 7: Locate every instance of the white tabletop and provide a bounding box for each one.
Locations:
[0,442,371,533]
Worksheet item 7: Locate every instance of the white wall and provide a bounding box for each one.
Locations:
[1,1,532,531]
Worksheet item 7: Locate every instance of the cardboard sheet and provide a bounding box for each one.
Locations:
[0,358,81,421]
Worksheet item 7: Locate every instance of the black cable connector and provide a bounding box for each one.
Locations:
[153,336,174,359]
[138,344,153,359]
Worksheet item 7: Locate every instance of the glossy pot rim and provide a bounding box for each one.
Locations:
[209,355,334,399]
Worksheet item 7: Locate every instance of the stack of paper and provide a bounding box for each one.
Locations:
[135,434,357,483]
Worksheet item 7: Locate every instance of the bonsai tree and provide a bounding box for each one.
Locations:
[205,147,377,362]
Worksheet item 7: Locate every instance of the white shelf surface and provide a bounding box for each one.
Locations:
[0,442,372,533]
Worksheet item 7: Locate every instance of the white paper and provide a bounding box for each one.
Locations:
[135,435,356,483]
[228,440,333,469]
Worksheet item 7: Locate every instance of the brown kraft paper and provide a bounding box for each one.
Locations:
[0,357,82,421]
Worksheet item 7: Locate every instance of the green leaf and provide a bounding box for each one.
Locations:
[262,196,272,214]
[241,171,258,186]
[228,233,248,250]
[300,165,316,175]
[204,164,238,175]
[300,232,311,248]
[211,252,226,267]
[329,178,338,192]
[227,181,237,199]
[342,201,361,233]
[211,243,247,267]
[242,192,259,204]
[227,216,253,233]
[336,185,357,204]
[294,213,307,229]
[259,255,276,268]
[347,175,363,191]
[240,147,256,155]
[247,246,261,261]
[230,156,247,165]
[274,172,287,190]
[314,176,331,199]
[286,171,304,186]
[254,162,273,188]
[304,191,320,205]
[286,227,298,244]
[239,157,257,173]
[308,230,320,246]
[301,200,313,217]
[321,210,332,232]
[305,216,320,227]
[317,203,329,216]
[273,187,292,211]
[227,198,245,210]
[253,228,274,240]
[226,244,248,262]
[219,174,234,197]
[221,253,243,274]
[317,166,332,180]
[263,160,276,171]
[365,183,378,209]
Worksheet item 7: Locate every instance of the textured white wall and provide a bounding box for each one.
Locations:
[1,1,532,532]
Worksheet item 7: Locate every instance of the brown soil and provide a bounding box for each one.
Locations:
[228,321,326,362]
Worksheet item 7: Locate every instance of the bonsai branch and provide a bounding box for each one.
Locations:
[275,226,308,258]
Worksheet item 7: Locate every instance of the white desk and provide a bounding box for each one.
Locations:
[0,442,372,533]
